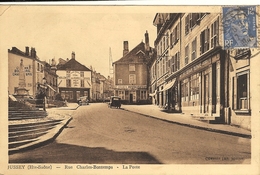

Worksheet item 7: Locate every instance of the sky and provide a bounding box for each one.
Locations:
[0,5,157,77]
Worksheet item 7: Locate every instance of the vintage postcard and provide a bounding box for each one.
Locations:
[0,2,259,175]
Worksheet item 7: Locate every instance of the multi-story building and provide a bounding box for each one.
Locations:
[152,13,181,109]
[43,60,58,100]
[152,12,227,122]
[91,70,101,102]
[8,47,46,98]
[103,76,114,100]
[151,8,259,130]
[56,52,92,102]
[113,31,154,104]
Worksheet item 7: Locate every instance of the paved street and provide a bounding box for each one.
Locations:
[9,103,251,164]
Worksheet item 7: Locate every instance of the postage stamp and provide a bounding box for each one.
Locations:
[223,6,257,49]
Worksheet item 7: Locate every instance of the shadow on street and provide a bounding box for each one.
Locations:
[9,141,162,164]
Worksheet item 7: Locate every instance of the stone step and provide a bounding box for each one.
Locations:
[9,120,62,132]
[9,131,48,142]
[191,113,218,120]
[8,116,47,121]
[8,138,39,149]
[9,125,55,137]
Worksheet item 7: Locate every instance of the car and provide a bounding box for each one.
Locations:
[78,96,89,106]
[108,96,121,108]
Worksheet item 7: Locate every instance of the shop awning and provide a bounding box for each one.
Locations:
[160,78,176,92]
[149,90,157,97]
[47,84,56,92]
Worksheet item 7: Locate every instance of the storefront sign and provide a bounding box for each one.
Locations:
[72,79,80,87]
[114,85,147,89]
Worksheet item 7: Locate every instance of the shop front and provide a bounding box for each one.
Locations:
[178,49,225,122]
[114,85,148,104]
[59,88,90,102]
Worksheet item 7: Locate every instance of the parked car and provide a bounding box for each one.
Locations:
[108,96,121,108]
[78,96,89,106]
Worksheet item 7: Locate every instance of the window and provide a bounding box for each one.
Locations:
[170,33,173,47]
[185,14,190,35]
[157,45,160,56]
[170,53,179,73]
[175,23,180,43]
[129,74,136,84]
[165,35,169,49]
[118,79,122,84]
[159,41,162,55]
[211,17,219,48]
[185,45,189,65]
[160,60,163,77]
[175,52,180,71]
[129,64,135,71]
[81,80,84,87]
[181,79,189,102]
[190,73,199,100]
[40,65,43,72]
[163,58,165,74]
[157,62,160,78]
[66,71,70,78]
[233,71,250,111]
[140,90,147,100]
[191,37,197,61]
[162,37,165,51]
[37,63,40,71]
[200,28,210,54]
[66,79,71,87]
[118,90,125,100]
[80,71,84,77]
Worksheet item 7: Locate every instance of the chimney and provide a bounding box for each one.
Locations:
[145,30,150,52]
[30,47,35,58]
[123,41,129,57]
[71,51,75,59]
[25,46,29,56]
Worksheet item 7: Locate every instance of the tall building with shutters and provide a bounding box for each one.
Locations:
[152,12,227,123]
[150,8,259,130]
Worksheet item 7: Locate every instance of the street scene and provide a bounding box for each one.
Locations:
[2,5,260,173]
[9,103,251,164]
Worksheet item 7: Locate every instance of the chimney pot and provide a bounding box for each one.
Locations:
[123,41,129,56]
[72,51,75,59]
[25,46,29,56]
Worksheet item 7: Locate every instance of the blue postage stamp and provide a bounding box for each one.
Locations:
[223,6,257,49]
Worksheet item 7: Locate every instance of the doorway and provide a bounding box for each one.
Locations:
[204,74,209,113]
[130,94,133,103]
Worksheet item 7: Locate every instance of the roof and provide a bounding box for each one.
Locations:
[113,42,148,64]
[57,58,91,71]
[8,47,43,63]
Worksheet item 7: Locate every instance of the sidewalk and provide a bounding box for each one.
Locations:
[122,104,251,139]
[48,102,80,110]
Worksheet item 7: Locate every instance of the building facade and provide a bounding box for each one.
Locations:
[152,12,227,122]
[56,52,92,102]
[113,31,154,104]
[150,8,259,130]
[8,47,46,98]
[43,60,58,100]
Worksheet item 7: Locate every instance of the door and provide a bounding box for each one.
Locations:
[204,74,209,113]
[130,94,133,103]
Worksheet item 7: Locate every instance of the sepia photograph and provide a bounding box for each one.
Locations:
[0,2,259,175]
